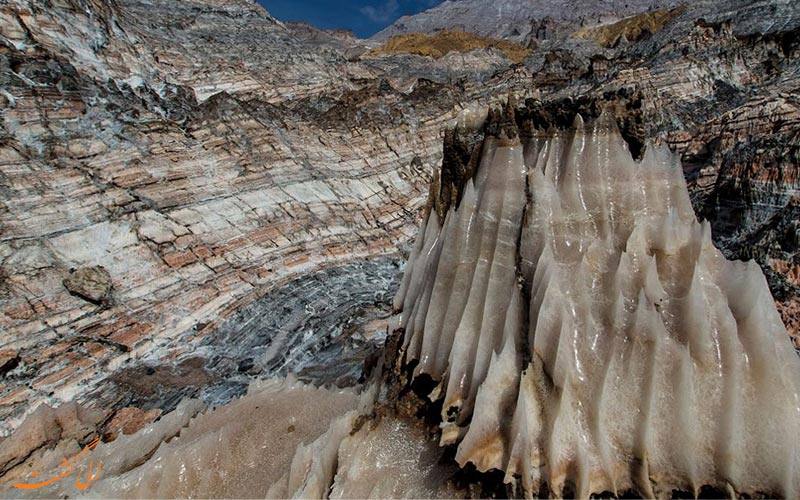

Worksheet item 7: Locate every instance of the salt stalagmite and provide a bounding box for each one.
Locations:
[395,105,800,498]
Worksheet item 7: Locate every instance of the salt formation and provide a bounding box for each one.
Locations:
[394,106,800,498]
[4,101,799,499]
[0,378,359,499]
[1,377,458,499]
[86,378,361,499]
[267,410,462,499]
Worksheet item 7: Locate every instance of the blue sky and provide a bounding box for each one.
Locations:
[259,0,442,38]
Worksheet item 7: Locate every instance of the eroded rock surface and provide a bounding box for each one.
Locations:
[80,258,403,416]
[1,0,798,454]
[373,0,678,43]
[100,407,163,442]
[0,402,105,478]
[0,350,20,377]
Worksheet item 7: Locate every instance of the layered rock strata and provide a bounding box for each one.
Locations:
[2,102,799,499]
[79,258,402,416]
[0,0,502,434]
[372,0,677,43]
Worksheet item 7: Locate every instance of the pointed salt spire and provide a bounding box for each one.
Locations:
[594,106,621,137]
[572,112,585,132]
[388,100,800,499]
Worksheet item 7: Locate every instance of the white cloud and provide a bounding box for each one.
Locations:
[360,0,399,23]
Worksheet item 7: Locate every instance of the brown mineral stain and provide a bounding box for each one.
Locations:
[368,31,531,64]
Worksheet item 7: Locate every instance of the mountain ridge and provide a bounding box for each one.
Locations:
[372,0,678,42]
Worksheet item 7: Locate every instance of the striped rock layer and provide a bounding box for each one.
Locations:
[394,108,800,498]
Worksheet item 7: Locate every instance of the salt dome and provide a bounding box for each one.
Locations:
[393,103,800,498]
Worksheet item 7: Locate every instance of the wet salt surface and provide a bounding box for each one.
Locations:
[88,257,402,414]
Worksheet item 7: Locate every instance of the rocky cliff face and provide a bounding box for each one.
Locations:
[0,0,798,443]
[0,0,537,435]
[373,0,678,43]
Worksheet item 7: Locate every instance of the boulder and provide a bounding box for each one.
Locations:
[63,266,112,305]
